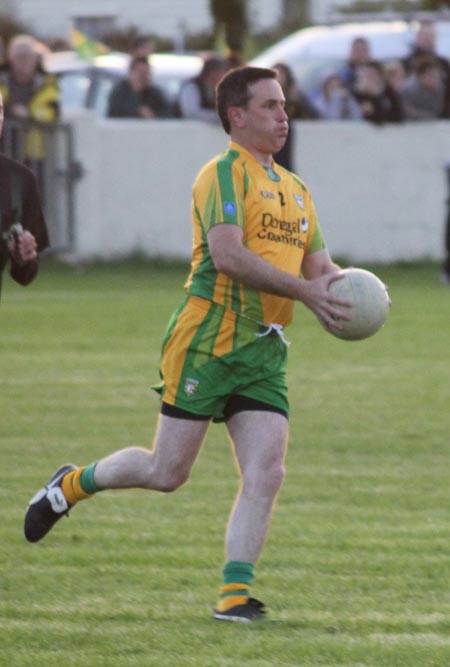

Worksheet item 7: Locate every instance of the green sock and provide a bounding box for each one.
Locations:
[79,463,100,494]
[223,561,254,587]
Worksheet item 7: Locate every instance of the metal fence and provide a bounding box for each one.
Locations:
[1,120,82,253]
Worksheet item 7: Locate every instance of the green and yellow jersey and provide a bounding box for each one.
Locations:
[185,141,325,329]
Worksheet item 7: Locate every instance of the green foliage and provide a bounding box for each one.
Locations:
[340,0,445,13]
[420,0,449,9]
[101,26,174,54]
[1,260,450,666]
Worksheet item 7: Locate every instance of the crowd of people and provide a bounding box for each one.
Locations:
[1,22,450,126]
[105,21,450,126]
[1,24,450,281]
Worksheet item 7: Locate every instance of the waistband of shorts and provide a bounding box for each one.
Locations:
[186,295,281,335]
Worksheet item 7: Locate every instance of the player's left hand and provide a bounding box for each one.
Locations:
[8,231,38,265]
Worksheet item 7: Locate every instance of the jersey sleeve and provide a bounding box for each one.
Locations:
[195,153,246,233]
[304,198,326,255]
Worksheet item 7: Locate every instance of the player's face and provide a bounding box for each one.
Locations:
[241,78,289,155]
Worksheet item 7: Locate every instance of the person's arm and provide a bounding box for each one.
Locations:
[9,166,49,286]
[207,223,350,331]
[29,74,60,123]
[8,230,38,285]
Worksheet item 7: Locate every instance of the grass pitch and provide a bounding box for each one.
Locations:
[1,259,450,667]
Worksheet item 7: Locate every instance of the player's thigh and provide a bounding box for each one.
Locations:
[226,410,288,492]
[151,413,210,479]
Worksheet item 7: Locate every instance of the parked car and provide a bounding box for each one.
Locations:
[251,20,450,97]
[44,50,204,116]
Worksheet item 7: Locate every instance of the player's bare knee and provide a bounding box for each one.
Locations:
[266,461,286,494]
[155,467,191,493]
[243,462,285,497]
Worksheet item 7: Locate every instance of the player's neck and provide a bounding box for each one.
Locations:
[229,135,273,167]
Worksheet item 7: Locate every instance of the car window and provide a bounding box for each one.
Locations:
[152,74,182,102]
[289,56,348,96]
[57,72,91,108]
[89,74,121,117]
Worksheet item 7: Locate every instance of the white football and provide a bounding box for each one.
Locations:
[328,268,391,341]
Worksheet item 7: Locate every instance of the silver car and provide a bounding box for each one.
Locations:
[44,50,203,116]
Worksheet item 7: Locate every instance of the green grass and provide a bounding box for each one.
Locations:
[1,259,450,666]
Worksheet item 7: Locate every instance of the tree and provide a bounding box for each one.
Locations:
[210,0,247,59]
[421,0,447,8]
[283,0,311,29]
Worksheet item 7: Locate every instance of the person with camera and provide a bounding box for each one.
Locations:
[0,91,49,289]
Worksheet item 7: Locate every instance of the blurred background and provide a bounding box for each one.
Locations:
[1,0,450,277]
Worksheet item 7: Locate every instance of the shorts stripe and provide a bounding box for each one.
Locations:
[155,297,289,420]
[159,300,208,405]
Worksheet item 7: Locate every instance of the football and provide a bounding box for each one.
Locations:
[328,268,391,341]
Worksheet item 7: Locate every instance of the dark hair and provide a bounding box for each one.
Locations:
[216,66,278,134]
[131,36,151,51]
[272,62,296,89]
[129,56,149,71]
[200,55,228,79]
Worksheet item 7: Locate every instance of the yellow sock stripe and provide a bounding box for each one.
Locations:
[219,583,249,595]
[216,595,249,612]
[61,468,92,506]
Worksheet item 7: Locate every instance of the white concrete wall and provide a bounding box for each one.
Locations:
[65,109,450,264]
[295,121,450,263]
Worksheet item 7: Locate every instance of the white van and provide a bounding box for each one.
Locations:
[251,20,450,95]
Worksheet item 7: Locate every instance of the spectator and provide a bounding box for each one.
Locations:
[442,159,450,285]
[403,21,450,82]
[401,58,448,121]
[129,36,154,60]
[178,56,228,122]
[352,61,404,125]
[314,73,362,121]
[108,57,170,119]
[341,36,376,90]
[273,62,319,120]
[383,60,408,96]
[0,91,49,291]
[0,34,59,168]
[273,62,320,171]
[0,35,58,125]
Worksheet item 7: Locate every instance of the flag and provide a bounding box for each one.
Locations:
[71,29,110,61]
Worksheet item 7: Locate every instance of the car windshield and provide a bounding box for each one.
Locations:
[58,72,91,108]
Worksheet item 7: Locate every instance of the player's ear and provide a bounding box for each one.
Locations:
[228,106,246,129]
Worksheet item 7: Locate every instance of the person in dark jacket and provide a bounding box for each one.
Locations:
[108,57,169,119]
[0,91,49,289]
[352,61,404,125]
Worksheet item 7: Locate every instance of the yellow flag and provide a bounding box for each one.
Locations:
[71,29,109,61]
